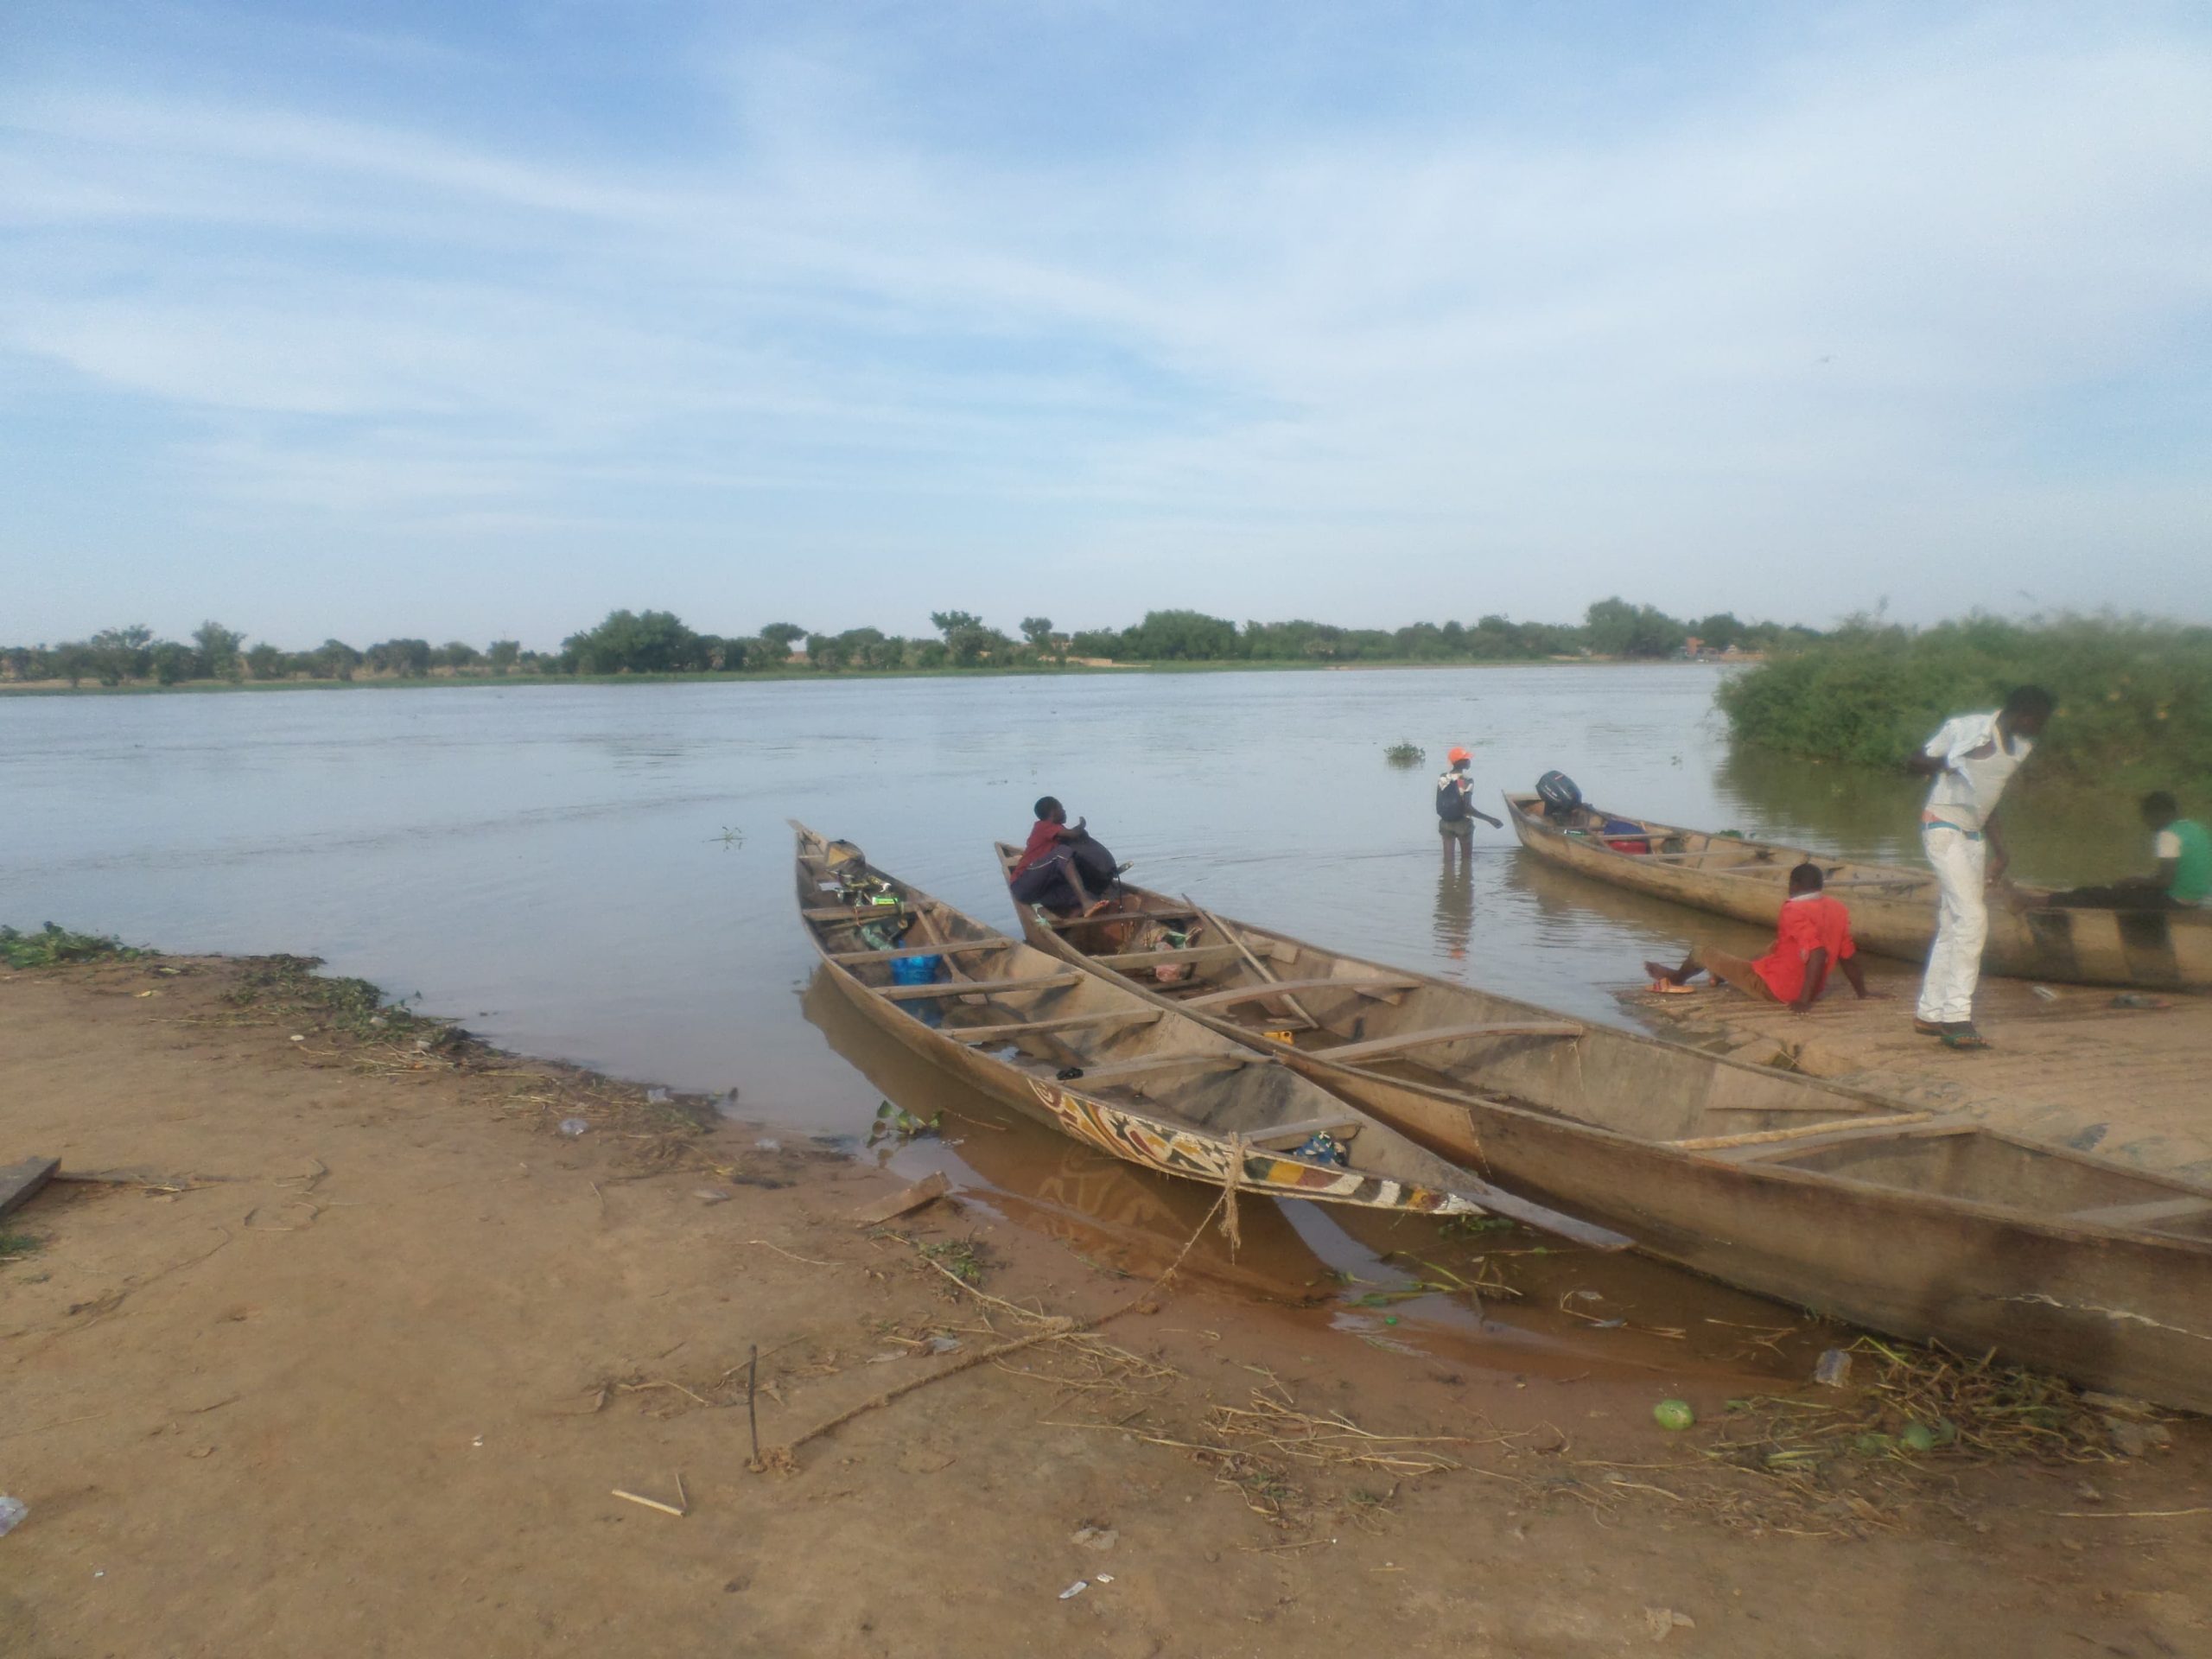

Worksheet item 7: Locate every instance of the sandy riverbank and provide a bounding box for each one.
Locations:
[2,954,2205,1657]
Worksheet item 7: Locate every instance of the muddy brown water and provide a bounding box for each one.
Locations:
[0,666,2145,1387]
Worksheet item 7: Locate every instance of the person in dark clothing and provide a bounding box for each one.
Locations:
[1435,747,1503,834]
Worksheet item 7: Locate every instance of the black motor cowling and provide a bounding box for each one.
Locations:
[1535,770,1582,819]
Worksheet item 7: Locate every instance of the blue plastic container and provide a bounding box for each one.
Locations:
[890,954,943,986]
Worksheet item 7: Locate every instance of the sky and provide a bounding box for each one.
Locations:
[3,0,2210,649]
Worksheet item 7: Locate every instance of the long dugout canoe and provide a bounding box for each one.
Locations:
[1503,792,2212,991]
[995,846,2212,1412]
[791,824,1624,1245]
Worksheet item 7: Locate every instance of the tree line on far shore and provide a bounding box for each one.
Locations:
[1,599,1806,688]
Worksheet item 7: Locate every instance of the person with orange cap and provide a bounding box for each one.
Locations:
[1435,747,1502,834]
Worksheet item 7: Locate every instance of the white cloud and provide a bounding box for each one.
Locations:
[1,7,2209,638]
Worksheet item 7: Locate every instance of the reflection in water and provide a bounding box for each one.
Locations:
[1714,744,2152,887]
[800,966,1848,1385]
[1500,845,1777,968]
[1432,829,1474,971]
[800,966,1331,1301]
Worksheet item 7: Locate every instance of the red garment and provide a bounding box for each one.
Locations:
[1753,893,1856,1002]
[1012,820,1063,877]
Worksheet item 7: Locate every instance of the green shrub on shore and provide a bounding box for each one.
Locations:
[0,925,149,969]
[1718,616,2212,783]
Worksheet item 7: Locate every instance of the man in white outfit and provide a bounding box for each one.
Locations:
[1904,685,2054,1048]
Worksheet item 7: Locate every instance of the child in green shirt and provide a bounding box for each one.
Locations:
[2141,791,2210,906]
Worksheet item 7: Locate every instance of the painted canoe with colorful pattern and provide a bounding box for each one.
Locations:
[790,823,1626,1246]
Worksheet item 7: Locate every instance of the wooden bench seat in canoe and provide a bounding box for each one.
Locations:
[1061,1054,1255,1085]
[1245,1115,1366,1149]
[1038,910,1200,931]
[2066,1196,2212,1230]
[1700,1116,1970,1162]
[874,973,1083,1002]
[1088,944,1243,969]
[802,903,925,922]
[947,1009,1165,1043]
[1179,976,1419,1010]
[1313,1021,1583,1065]
[823,939,1014,964]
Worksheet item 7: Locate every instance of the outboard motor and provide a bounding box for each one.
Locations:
[1535,770,1583,822]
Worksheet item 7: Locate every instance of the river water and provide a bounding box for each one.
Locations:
[1,666,2141,1382]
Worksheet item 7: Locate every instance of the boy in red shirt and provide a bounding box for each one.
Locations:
[1011,796,1084,876]
[1643,863,1885,1012]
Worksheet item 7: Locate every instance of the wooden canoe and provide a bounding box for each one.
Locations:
[1503,791,2212,991]
[995,846,2212,1411]
[791,825,1624,1244]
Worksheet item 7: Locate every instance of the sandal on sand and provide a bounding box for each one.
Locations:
[1648,979,1698,995]
[1940,1027,1992,1051]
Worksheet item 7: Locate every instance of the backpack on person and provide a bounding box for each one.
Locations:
[1435,774,1471,823]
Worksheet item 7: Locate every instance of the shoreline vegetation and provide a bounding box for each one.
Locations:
[1719,615,2212,784]
[2,598,1788,692]
[12,607,2200,792]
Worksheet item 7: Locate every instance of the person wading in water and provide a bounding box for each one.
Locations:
[1435,747,1503,836]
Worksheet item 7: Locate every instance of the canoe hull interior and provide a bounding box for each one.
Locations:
[995,844,2212,1411]
[791,824,1614,1231]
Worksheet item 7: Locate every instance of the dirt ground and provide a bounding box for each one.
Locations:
[3,957,2207,1659]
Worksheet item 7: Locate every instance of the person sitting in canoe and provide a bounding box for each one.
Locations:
[1435,747,1503,834]
[1904,685,2055,1050]
[1643,862,1884,1012]
[1011,796,1084,878]
[2047,791,2210,911]
[1007,797,1122,915]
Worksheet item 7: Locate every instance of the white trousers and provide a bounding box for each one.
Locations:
[1916,825,1988,1024]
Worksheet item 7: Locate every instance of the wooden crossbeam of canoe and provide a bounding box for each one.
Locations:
[1700,1115,1966,1161]
[1179,976,1418,1010]
[823,939,1014,964]
[874,973,1082,1002]
[1062,1054,1255,1085]
[1088,944,1243,969]
[801,903,921,922]
[1246,1116,1366,1150]
[1315,1021,1583,1065]
[947,1009,1165,1043]
[2066,1196,2212,1230]
[1039,909,1197,931]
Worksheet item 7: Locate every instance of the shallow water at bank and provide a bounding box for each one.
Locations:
[2,665,2160,1371]
[3,664,2152,1109]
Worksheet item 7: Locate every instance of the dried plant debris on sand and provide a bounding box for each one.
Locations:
[1587,1335,2183,1539]
[1711,1335,2169,1473]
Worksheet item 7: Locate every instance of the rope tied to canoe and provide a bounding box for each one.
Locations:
[1217,1132,1246,1256]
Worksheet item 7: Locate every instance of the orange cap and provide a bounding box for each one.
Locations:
[1447,746,1472,763]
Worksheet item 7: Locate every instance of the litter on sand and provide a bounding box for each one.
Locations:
[850,1170,950,1227]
